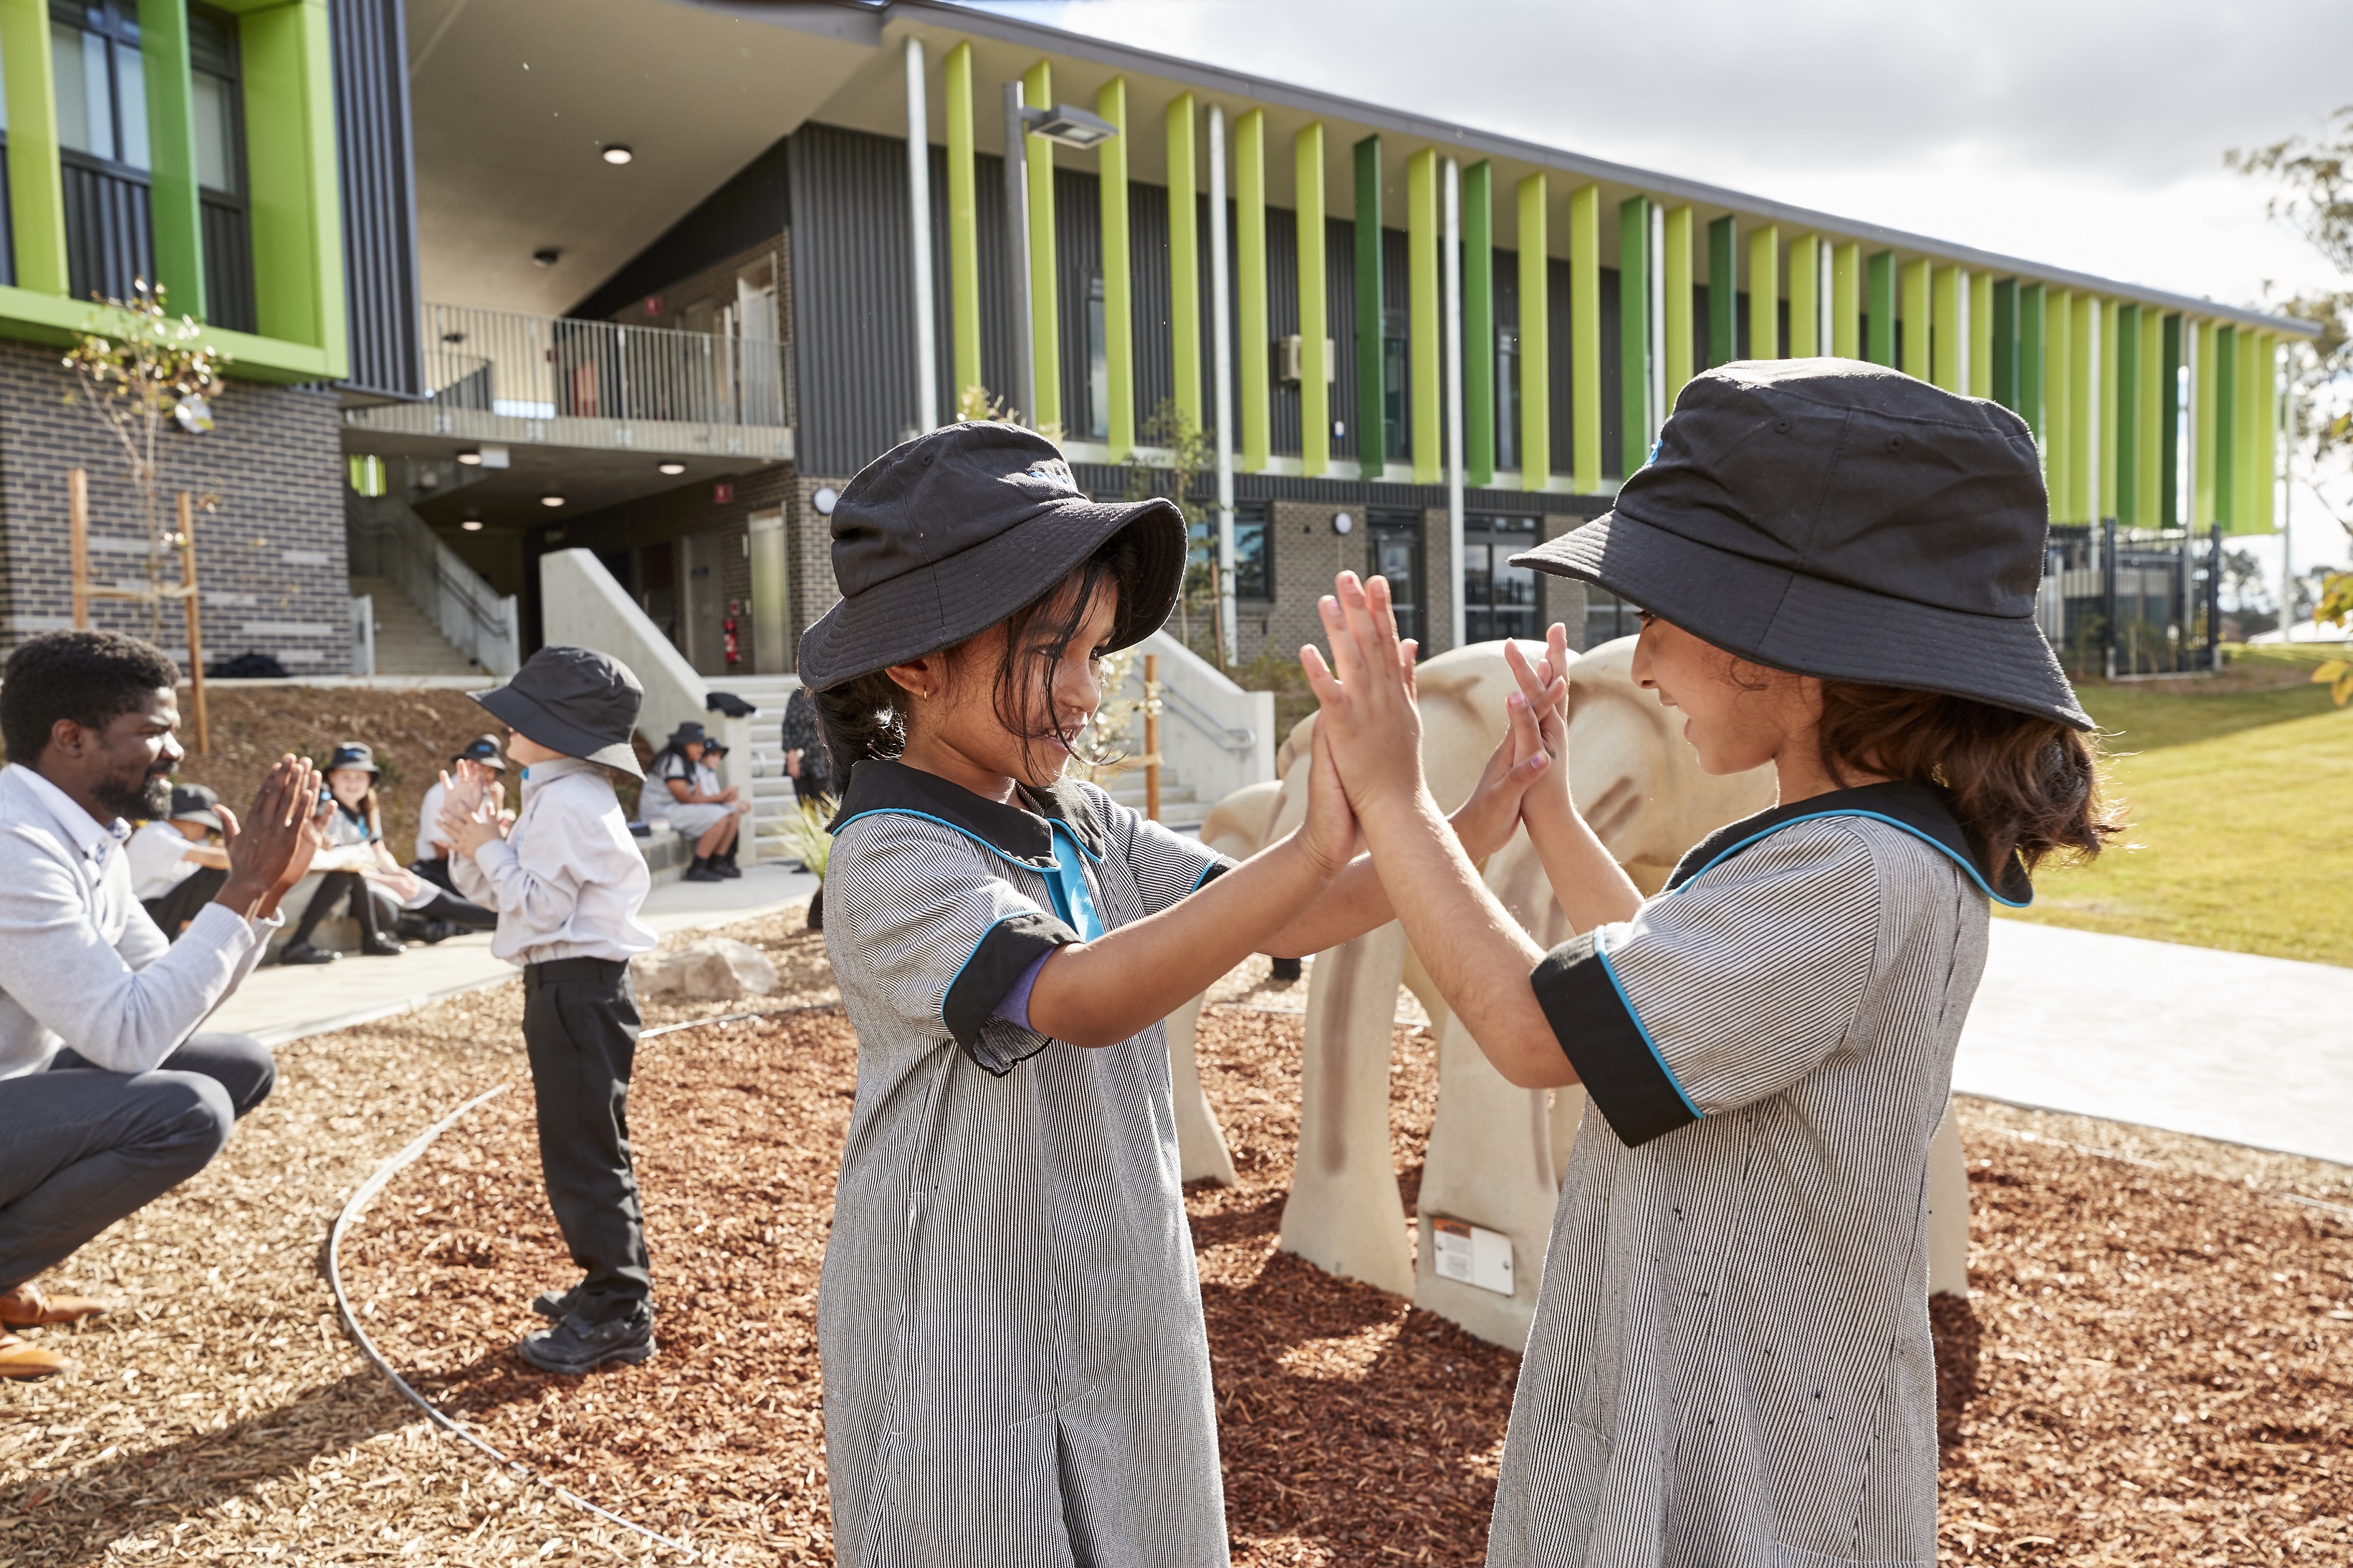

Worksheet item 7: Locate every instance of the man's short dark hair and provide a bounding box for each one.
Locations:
[1,630,181,765]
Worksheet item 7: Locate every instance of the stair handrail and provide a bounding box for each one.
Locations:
[1128,631,1278,807]
[1156,678,1257,757]
[347,495,522,677]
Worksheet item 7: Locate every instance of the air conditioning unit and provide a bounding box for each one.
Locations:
[1275,335,1338,385]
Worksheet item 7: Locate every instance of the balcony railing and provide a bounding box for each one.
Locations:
[345,302,794,458]
[423,302,792,429]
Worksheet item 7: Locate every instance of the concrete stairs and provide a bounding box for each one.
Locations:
[1094,769,1206,834]
[352,575,480,675]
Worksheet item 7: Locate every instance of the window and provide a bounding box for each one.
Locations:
[1084,273,1109,441]
[1496,327,1520,471]
[189,5,253,332]
[1585,585,1643,651]
[1368,509,1424,645]
[51,2,146,170]
[1463,514,1539,643]
[189,7,242,194]
[1381,307,1409,463]
[1189,504,1270,601]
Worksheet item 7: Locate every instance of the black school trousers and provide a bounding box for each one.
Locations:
[522,958,651,1320]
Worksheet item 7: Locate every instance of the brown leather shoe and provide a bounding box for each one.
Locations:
[0,1283,109,1327]
[0,1332,64,1380]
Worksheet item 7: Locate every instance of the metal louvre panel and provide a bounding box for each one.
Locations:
[61,153,154,306]
[201,193,256,332]
[1125,182,1173,431]
[329,0,423,398]
[1053,165,1101,439]
[790,124,923,476]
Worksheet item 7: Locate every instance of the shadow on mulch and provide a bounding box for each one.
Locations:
[337,988,2353,1567]
[0,1370,404,1567]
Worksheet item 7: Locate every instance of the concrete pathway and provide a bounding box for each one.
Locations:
[1960,918,2353,1167]
[211,862,818,1046]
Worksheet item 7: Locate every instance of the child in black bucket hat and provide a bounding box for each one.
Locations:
[800,421,1555,1563]
[1303,359,2119,1567]
[439,645,659,1375]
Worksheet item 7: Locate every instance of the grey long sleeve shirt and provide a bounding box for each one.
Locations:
[0,764,279,1081]
[449,756,653,968]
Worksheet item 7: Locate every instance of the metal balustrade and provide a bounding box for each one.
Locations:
[420,302,792,430]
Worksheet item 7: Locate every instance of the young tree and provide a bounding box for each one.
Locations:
[62,283,226,638]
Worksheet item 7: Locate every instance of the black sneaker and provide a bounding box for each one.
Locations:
[518,1307,654,1375]
[530,1284,581,1320]
[711,854,742,879]
[279,942,338,966]
[682,859,724,883]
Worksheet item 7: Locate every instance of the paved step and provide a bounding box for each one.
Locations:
[352,576,479,676]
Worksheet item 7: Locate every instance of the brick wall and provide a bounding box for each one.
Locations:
[0,342,350,672]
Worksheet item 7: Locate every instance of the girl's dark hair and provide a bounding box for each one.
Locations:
[815,528,1150,784]
[1814,681,2120,875]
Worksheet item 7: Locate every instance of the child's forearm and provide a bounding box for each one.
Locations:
[1521,790,1644,935]
[1354,789,1578,1090]
[1258,798,1521,956]
[1025,834,1335,1048]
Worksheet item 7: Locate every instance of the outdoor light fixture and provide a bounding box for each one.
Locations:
[456,448,481,465]
[540,494,567,508]
[601,144,633,165]
[460,517,484,532]
[813,486,840,516]
[532,248,561,268]
[1021,102,1118,150]
[1333,511,1355,536]
[658,461,686,476]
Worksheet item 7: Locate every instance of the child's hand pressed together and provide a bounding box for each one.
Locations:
[1501,622,1577,830]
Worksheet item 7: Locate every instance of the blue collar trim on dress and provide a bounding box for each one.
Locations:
[827,758,1106,870]
[1665,781,2034,909]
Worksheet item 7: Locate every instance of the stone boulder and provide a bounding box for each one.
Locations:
[631,937,780,1003]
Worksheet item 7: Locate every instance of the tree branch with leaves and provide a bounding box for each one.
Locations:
[61,283,226,639]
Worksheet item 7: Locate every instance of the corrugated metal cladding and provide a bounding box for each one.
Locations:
[963,148,1020,415]
[329,0,423,400]
[572,138,791,323]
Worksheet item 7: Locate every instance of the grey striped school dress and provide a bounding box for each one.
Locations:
[818,759,1235,1568]
[1495,782,2028,1568]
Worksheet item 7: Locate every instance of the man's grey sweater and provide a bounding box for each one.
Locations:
[0,764,277,1081]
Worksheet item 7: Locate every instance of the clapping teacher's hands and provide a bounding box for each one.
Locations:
[214,755,325,918]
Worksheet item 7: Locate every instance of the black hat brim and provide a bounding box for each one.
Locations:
[796,495,1186,691]
[473,684,646,778]
[1515,511,2093,731]
[170,808,223,831]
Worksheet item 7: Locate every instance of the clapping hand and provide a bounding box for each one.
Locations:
[438,761,508,859]
[214,755,327,918]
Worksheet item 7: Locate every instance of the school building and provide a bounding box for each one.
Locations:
[0,0,2318,688]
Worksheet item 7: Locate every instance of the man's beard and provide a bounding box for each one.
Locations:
[95,766,173,823]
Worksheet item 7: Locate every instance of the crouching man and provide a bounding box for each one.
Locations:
[0,631,322,1380]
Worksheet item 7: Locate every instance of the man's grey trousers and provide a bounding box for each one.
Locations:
[0,1034,276,1289]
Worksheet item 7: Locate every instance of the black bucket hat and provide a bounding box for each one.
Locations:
[472,645,646,778]
[168,783,221,831]
[1514,359,2089,731]
[666,721,709,750]
[324,741,380,776]
[795,421,1187,691]
[452,733,507,772]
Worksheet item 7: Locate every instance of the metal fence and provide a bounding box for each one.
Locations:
[421,302,792,431]
[2036,521,2223,680]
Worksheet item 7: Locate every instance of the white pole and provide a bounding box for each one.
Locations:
[1444,156,1465,652]
[1209,106,1236,667]
[1648,202,1667,441]
[1003,82,1034,423]
[905,37,937,433]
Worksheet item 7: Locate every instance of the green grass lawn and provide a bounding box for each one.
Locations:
[2004,662,2353,967]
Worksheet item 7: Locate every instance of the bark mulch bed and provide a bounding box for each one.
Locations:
[331,981,2353,1566]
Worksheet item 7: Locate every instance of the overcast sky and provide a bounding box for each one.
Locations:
[972,0,2353,577]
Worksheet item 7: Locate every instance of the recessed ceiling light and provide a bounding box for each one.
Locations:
[540,494,566,507]
[532,248,561,268]
[602,145,633,165]
[456,448,481,465]
[460,518,484,532]
[658,461,686,476]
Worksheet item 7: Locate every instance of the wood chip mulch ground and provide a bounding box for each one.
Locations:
[4,908,2350,1563]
